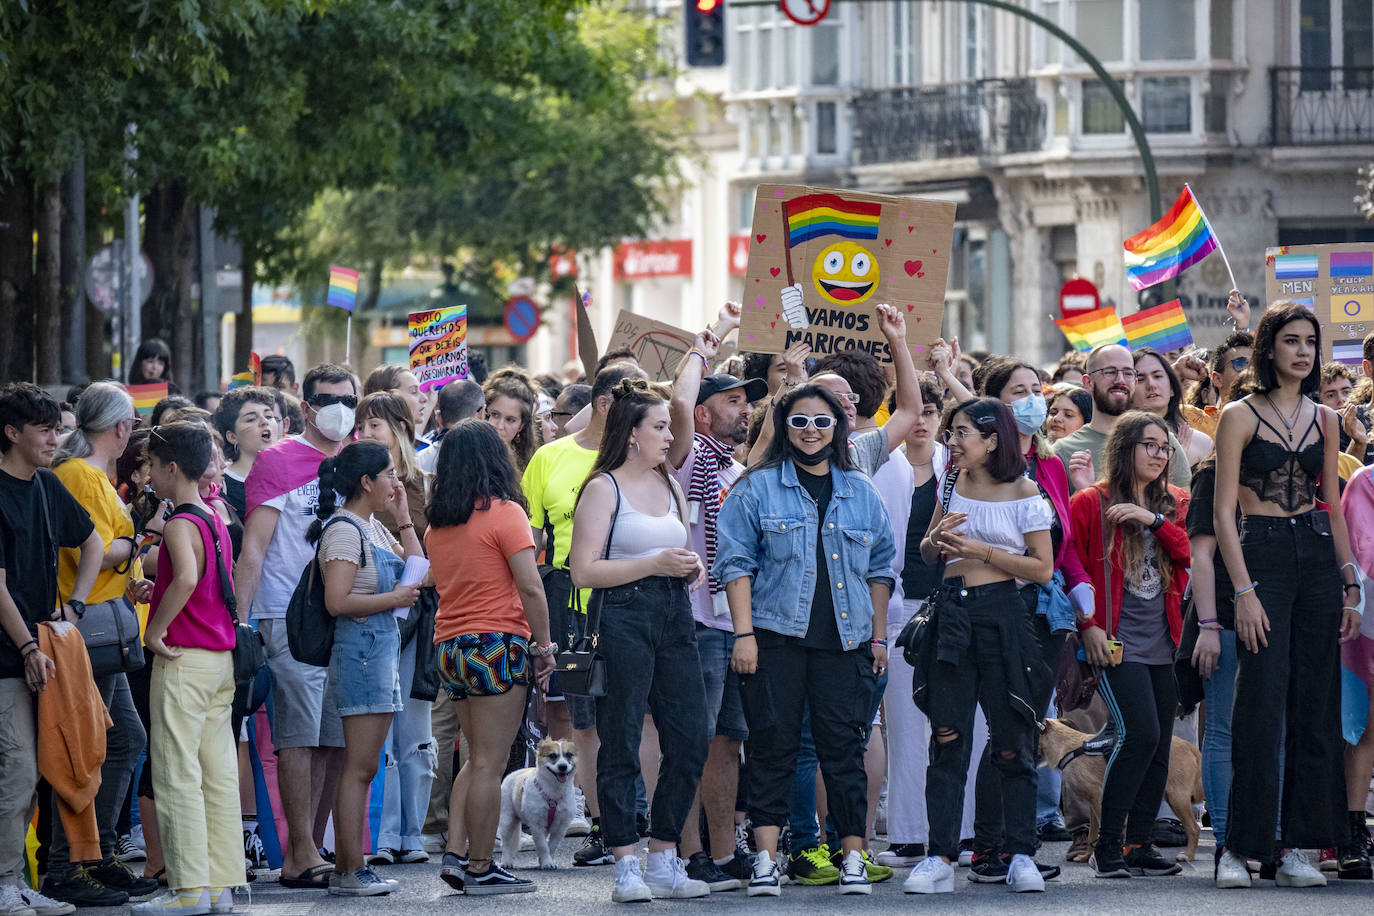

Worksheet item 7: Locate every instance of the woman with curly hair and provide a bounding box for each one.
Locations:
[484,370,538,472]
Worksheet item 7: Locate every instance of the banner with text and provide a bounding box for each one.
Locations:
[408,305,468,390]
[605,309,697,382]
[1265,244,1374,365]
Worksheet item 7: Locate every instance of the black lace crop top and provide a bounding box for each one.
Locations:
[1237,399,1323,513]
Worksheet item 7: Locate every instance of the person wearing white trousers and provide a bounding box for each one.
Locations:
[373,638,438,862]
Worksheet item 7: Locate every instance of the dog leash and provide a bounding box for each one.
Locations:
[527,774,561,831]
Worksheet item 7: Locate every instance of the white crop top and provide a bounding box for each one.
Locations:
[605,482,688,561]
[942,484,1054,564]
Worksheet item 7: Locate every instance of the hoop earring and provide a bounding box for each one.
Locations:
[631,441,640,456]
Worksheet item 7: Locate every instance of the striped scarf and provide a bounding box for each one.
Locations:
[689,432,735,594]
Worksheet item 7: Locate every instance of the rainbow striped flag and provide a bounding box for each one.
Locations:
[128,382,168,418]
[227,372,255,390]
[1122,299,1193,353]
[784,193,881,248]
[327,265,358,312]
[226,352,261,390]
[1123,186,1218,291]
[1053,306,1127,353]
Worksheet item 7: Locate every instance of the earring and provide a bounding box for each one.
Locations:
[631,441,640,455]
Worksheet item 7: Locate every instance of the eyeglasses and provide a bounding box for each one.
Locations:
[1137,440,1175,459]
[374,469,399,482]
[787,414,836,430]
[550,411,574,419]
[1089,367,1138,382]
[308,393,358,409]
[1229,356,1249,373]
[836,392,861,404]
[943,427,984,443]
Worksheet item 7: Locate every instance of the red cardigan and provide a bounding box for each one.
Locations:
[1069,484,1191,645]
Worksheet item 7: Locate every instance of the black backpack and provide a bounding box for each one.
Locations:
[286,515,367,667]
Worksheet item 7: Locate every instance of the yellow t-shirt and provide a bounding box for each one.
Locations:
[522,434,598,569]
[55,458,139,605]
[1339,450,1362,482]
[874,403,891,427]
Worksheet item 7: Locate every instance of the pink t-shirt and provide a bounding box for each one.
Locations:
[673,443,743,631]
[153,508,236,652]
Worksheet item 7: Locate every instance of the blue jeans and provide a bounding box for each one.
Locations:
[1200,629,1237,850]
[378,639,436,852]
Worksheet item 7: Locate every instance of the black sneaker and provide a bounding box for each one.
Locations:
[875,843,925,867]
[89,856,160,897]
[686,851,742,891]
[1124,844,1183,877]
[718,851,755,884]
[439,851,467,891]
[1150,818,1187,848]
[1090,842,1131,879]
[41,868,131,907]
[464,862,536,896]
[1037,822,1072,843]
[968,849,1009,884]
[1337,842,1372,880]
[573,824,613,867]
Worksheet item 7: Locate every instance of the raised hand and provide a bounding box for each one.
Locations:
[874,303,906,341]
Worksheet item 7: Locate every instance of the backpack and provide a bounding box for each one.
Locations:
[286,515,368,667]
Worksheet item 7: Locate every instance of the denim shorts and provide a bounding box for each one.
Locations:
[437,632,531,700]
[695,624,748,741]
[329,614,403,717]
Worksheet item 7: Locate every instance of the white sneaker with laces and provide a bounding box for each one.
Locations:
[903,856,955,894]
[0,884,36,916]
[645,850,709,899]
[748,851,783,897]
[130,889,211,915]
[1215,851,1252,889]
[838,850,871,895]
[1276,849,1327,887]
[16,887,74,916]
[567,789,591,837]
[612,856,652,904]
[1006,854,1045,893]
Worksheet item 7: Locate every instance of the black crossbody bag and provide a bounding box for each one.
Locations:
[555,474,620,697]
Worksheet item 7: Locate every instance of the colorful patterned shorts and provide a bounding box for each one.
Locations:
[437,632,530,700]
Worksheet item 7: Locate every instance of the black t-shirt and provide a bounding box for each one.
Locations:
[797,467,841,650]
[1185,461,1236,630]
[0,467,94,678]
[903,477,941,600]
[223,475,247,522]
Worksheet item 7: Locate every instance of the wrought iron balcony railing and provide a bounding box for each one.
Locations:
[851,78,1046,165]
[1270,66,1374,145]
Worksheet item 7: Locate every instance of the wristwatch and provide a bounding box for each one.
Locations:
[67,599,87,619]
[1149,513,1165,532]
[529,642,558,658]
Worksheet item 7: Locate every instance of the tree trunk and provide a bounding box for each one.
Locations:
[143,181,198,391]
[35,177,63,386]
[0,171,35,383]
[235,252,254,371]
[61,157,87,384]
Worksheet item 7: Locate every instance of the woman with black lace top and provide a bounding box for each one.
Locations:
[1213,302,1361,889]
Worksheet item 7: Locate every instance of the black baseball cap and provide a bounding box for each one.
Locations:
[696,374,768,406]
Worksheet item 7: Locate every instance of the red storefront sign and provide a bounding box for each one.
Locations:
[728,235,750,275]
[613,240,693,280]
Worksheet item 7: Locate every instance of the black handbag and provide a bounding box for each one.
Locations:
[171,505,266,685]
[555,474,619,698]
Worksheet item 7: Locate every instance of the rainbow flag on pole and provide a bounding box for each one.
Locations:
[1121,299,1193,353]
[128,382,168,418]
[784,194,881,247]
[1123,186,1219,291]
[327,265,359,312]
[1053,306,1128,353]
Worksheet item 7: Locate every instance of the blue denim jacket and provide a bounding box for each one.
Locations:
[713,459,896,648]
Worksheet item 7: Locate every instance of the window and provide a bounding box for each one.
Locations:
[1301,0,1333,89]
[1139,0,1194,60]
[1345,0,1374,88]
[790,107,804,155]
[781,25,797,86]
[892,1,919,85]
[1142,76,1192,132]
[756,23,773,90]
[737,186,757,231]
[1081,79,1125,133]
[811,24,840,85]
[769,108,784,156]
[1205,73,1230,132]
[816,100,837,154]
[964,5,987,79]
[1075,0,1123,62]
[750,117,766,158]
[1210,0,1233,59]
[733,16,754,92]
[1042,1,1062,66]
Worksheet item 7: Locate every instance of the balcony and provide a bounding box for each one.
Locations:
[851,79,1046,166]
[1271,67,1374,145]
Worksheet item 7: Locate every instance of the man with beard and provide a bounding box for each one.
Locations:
[668,313,768,893]
[1054,343,1190,492]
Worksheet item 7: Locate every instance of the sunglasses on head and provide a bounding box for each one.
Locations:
[1229,356,1249,373]
[308,393,358,409]
[787,414,836,430]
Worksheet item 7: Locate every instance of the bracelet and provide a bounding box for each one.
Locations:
[1199,624,1223,632]
[18,639,37,656]
[1234,582,1257,598]
[1344,606,1361,614]
[985,545,994,565]
[1345,582,1362,593]
[735,632,755,640]
[397,523,415,532]
[1198,617,1218,625]
[871,638,888,647]
[688,350,709,369]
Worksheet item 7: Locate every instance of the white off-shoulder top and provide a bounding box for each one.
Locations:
[942,484,1054,565]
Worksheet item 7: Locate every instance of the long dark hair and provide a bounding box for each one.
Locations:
[428,419,527,527]
[1132,347,1185,433]
[938,397,1025,482]
[739,384,855,485]
[578,378,676,498]
[130,338,172,384]
[1247,302,1321,395]
[306,440,391,544]
[1100,410,1177,591]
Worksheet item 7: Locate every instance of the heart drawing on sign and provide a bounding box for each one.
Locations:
[757,234,767,243]
[907,305,914,311]
[884,239,892,247]
[904,260,923,278]
[770,267,781,277]
[754,296,767,308]
[770,322,776,328]
[907,225,914,232]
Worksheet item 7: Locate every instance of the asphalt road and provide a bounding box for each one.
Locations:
[83,831,1374,915]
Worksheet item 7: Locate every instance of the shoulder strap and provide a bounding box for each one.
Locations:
[600,473,621,561]
[169,504,238,623]
[1098,488,1114,640]
[579,474,623,644]
[34,470,57,567]
[319,514,368,569]
[939,467,960,510]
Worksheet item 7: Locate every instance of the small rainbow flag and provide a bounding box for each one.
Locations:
[1122,299,1193,353]
[784,193,881,248]
[1054,306,1128,353]
[327,265,358,312]
[1123,186,1218,291]
[227,372,255,390]
[226,352,262,391]
[128,382,168,418]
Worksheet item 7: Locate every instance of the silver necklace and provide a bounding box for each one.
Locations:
[1264,393,1300,443]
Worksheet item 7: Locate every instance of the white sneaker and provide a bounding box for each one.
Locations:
[903,856,954,894]
[131,889,211,915]
[0,884,36,916]
[748,850,784,897]
[644,850,709,899]
[1006,854,1045,893]
[207,888,233,915]
[1215,851,1252,889]
[1275,849,1327,887]
[13,887,71,916]
[838,850,871,895]
[957,847,974,867]
[567,789,591,837]
[612,856,652,904]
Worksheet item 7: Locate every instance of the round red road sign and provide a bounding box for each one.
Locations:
[503,296,541,343]
[1058,277,1100,319]
[780,0,831,26]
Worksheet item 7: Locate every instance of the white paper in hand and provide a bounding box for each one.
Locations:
[393,556,431,618]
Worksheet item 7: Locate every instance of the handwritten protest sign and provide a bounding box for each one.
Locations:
[408,305,468,390]
[739,184,955,363]
[605,309,697,382]
[1265,244,1374,365]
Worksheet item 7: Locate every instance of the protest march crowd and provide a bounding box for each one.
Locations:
[6,280,1374,914]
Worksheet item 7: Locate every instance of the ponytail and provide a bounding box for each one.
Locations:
[306,456,340,544]
[305,441,390,544]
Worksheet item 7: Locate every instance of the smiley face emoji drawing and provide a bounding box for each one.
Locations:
[812,241,879,305]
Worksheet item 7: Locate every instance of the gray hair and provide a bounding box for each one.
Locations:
[55,381,133,466]
[437,379,485,427]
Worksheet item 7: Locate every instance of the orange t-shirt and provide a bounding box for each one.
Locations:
[426,499,537,643]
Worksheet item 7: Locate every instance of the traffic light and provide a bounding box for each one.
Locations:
[685,0,725,68]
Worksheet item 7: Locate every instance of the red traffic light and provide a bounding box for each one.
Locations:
[697,0,719,9]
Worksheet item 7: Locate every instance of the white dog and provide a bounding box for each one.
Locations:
[498,738,578,870]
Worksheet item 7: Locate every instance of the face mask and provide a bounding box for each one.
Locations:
[314,403,356,441]
[792,444,833,467]
[1010,393,1047,436]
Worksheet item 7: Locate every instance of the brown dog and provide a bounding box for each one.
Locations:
[1038,718,1204,862]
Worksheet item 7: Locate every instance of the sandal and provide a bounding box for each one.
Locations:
[278,863,333,889]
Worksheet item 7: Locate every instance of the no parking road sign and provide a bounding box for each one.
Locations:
[504,296,541,343]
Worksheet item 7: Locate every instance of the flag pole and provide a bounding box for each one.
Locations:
[345,313,352,365]
[1185,182,1238,294]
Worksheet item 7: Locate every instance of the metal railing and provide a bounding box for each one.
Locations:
[851,78,1046,165]
[1270,66,1374,145]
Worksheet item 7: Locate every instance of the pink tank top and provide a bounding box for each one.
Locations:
[153,508,236,651]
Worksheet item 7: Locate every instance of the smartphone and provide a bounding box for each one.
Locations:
[1106,639,1124,666]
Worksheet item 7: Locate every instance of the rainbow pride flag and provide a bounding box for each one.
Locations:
[226,352,261,390]
[327,265,358,312]
[784,193,881,248]
[128,382,168,418]
[1054,306,1127,353]
[1123,186,1218,291]
[227,372,255,390]
[1122,299,1193,353]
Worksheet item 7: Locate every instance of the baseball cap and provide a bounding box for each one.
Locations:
[696,374,769,406]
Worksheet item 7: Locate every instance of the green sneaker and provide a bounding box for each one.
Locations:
[787,846,840,885]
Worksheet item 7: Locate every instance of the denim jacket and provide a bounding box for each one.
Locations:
[713,459,896,649]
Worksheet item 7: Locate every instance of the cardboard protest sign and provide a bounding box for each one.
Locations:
[605,309,696,382]
[739,184,956,363]
[408,305,468,390]
[1264,244,1374,365]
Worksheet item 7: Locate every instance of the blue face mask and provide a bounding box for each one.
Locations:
[1010,393,1048,436]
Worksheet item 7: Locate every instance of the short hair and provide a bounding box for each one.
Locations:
[1085,342,1127,373]
[595,347,637,375]
[192,391,221,410]
[1321,362,1357,386]
[0,383,61,453]
[939,397,1026,482]
[535,373,562,399]
[557,383,593,416]
[150,395,194,427]
[466,350,489,384]
[811,349,888,419]
[1248,302,1321,396]
[436,379,485,426]
[260,354,296,385]
[591,362,647,404]
[1051,351,1088,383]
[976,357,1040,401]
[1211,330,1255,375]
[302,363,357,401]
[147,421,213,481]
[213,387,278,460]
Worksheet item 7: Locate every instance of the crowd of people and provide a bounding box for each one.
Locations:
[3,288,1374,912]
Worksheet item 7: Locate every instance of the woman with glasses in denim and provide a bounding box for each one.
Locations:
[715,384,895,898]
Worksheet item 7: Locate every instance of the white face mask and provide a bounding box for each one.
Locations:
[313,403,356,441]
